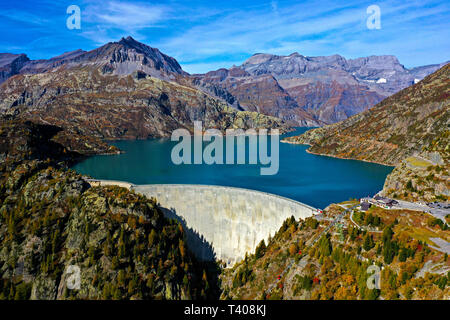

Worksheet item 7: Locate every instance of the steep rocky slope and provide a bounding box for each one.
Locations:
[381,130,449,202]
[191,67,321,126]
[0,54,30,84]
[1,37,184,81]
[18,49,86,75]
[61,36,186,78]
[0,37,287,139]
[2,38,445,128]
[0,163,215,300]
[0,120,118,167]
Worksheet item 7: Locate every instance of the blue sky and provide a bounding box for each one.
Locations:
[0,0,449,73]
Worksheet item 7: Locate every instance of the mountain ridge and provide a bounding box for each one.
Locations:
[0,61,287,140]
[1,37,446,127]
[194,51,447,125]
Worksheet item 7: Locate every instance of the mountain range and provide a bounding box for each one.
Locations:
[0,36,447,128]
[0,37,285,142]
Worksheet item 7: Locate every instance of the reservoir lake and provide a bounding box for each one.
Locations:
[72,128,393,209]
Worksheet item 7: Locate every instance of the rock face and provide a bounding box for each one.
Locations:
[0,37,287,140]
[194,53,447,125]
[284,64,449,202]
[284,64,449,165]
[0,53,30,84]
[1,37,184,81]
[17,49,86,76]
[0,164,212,300]
[0,69,285,139]
[191,67,320,126]
[381,131,449,202]
[58,36,186,79]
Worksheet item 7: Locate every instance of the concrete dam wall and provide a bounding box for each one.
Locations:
[132,184,317,266]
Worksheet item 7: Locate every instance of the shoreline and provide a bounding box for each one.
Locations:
[280,139,396,167]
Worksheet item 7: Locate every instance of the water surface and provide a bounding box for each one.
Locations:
[72,128,393,209]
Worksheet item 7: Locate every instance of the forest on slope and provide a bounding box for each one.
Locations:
[0,119,220,300]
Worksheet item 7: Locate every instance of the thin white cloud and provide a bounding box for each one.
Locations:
[0,10,49,25]
[84,1,168,31]
[156,2,367,61]
[80,27,119,46]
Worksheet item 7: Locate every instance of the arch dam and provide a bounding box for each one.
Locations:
[87,180,318,266]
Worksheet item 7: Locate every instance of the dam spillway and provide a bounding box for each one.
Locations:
[132,184,317,266]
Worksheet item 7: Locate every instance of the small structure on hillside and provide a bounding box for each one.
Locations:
[360,202,371,212]
[373,195,398,209]
[360,195,398,209]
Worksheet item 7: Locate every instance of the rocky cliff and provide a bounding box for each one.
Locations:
[381,130,449,202]
[0,53,30,84]
[1,37,184,81]
[0,163,215,300]
[0,120,118,168]
[2,38,445,128]
[191,67,320,126]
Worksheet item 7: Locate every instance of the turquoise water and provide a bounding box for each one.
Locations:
[72,128,393,209]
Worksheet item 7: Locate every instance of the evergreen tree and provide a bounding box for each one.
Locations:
[363,234,374,251]
[255,239,266,259]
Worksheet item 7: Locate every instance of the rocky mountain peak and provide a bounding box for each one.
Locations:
[50,49,85,60]
[347,55,405,73]
[75,36,185,76]
[18,49,86,75]
[195,50,447,126]
[116,36,154,53]
[243,53,277,66]
[285,63,450,166]
[119,35,137,43]
[0,53,29,68]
